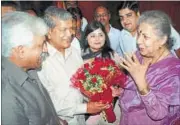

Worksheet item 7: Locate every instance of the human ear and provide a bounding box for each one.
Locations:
[47,29,53,40]
[17,45,25,59]
[108,13,111,19]
[160,36,168,46]
[137,11,140,17]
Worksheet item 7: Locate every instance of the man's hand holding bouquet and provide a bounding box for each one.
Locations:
[71,57,127,123]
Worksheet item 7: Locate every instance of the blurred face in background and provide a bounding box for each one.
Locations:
[1,6,16,17]
[72,18,77,37]
[119,8,139,36]
[87,28,106,52]
[26,10,37,16]
[94,7,110,26]
[75,17,82,40]
[65,1,78,9]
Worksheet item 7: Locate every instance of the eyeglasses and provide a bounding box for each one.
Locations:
[95,13,108,18]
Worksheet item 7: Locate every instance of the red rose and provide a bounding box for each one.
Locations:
[77,71,86,80]
[91,77,97,83]
[99,70,109,77]
[84,63,90,70]
[89,65,100,74]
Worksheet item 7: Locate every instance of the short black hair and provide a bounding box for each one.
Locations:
[67,7,83,19]
[117,1,139,13]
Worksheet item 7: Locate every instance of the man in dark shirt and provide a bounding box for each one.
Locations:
[1,11,66,125]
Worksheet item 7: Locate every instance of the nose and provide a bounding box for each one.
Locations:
[100,15,104,20]
[122,17,127,24]
[95,35,100,41]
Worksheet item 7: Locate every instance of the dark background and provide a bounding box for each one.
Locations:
[18,1,180,32]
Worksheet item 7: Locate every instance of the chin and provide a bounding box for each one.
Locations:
[65,44,71,48]
[35,61,42,68]
[139,51,147,57]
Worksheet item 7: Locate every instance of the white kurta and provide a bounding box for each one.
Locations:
[38,43,86,125]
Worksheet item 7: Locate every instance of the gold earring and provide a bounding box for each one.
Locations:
[137,11,140,16]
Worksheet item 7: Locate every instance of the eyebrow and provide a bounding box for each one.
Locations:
[119,12,133,17]
[138,29,150,37]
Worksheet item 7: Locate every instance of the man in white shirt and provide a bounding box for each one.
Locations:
[37,6,108,125]
[94,6,122,57]
[117,1,180,58]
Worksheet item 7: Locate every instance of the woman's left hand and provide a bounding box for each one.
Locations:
[119,53,151,89]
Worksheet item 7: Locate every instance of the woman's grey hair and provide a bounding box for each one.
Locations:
[2,11,48,57]
[43,6,72,29]
[138,10,173,49]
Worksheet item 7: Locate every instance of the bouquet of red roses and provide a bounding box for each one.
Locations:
[70,57,127,123]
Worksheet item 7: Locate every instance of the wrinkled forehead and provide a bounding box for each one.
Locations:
[51,16,72,26]
[54,19,73,28]
[119,8,136,16]
[95,7,108,14]
[2,6,16,16]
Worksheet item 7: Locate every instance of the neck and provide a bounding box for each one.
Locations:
[130,30,137,37]
[49,41,65,57]
[144,48,170,65]
[105,24,110,33]
[90,48,100,53]
[58,48,65,56]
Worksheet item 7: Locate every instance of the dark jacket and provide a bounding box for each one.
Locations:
[2,56,60,125]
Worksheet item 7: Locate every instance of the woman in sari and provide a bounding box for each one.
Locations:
[119,10,180,125]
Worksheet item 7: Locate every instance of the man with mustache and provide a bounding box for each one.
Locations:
[37,6,108,125]
[94,6,122,57]
[2,11,62,125]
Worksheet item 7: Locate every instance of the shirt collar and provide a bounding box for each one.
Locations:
[2,56,28,86]
[109,25,113,32]
[122,29,137,39]
[47,42,73,60]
